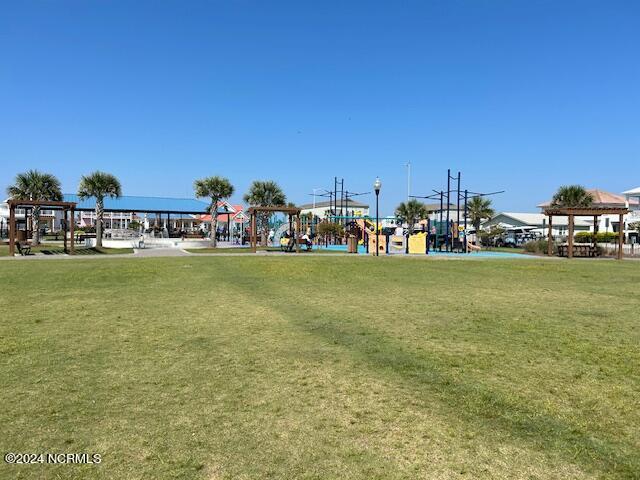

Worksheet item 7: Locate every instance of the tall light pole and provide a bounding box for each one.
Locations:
[312,188,321,209]
[405,162,411,201]
[374,177,382,256]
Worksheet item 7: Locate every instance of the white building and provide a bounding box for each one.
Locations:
[0,199,64,235]
[298,200,370,220]
[482,212,590,236]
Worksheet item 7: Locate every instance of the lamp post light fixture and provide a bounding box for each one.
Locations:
[374,177,382,256]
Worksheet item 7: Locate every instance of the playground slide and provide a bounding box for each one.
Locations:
[467,242,481,253]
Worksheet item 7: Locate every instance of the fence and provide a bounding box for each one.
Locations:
[597,242,640,257]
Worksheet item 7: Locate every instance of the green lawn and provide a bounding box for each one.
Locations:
[186,246,341,254]
[1,257,638,479]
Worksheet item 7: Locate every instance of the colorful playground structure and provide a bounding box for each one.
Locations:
[312,169,501,256]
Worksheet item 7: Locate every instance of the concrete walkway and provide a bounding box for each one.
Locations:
[133,247,191,257]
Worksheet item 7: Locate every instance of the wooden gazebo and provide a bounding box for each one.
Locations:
[7,199,77,255]
[247,206,302,253]
[544,206,628,260]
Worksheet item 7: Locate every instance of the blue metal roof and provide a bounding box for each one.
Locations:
[63,194,213,214]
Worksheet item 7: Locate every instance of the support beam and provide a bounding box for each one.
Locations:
[250,213,257,253]
[547,215,553,256]
[567,214,574,258]
[296,215,301,253]
[9,204,16,256]
[618,213,624,260]
[70,208,75,254]
[63,208,68,253]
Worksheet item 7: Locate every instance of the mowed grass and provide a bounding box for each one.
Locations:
[0,257,639,479]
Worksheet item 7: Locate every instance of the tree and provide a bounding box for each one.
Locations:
[6,170,62,245]
[551,185,594,208]
[243,180,286,245]
[468,196,495,237]
[194,176,234,247]
[317,221,343,240]
[395,199,428,231]
[77,171,122,248]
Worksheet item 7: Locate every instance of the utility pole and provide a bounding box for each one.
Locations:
[405,162,411,201]
[456,171,461,252]
[446,169,451,252]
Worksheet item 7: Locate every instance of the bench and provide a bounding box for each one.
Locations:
[558,244,598,257]
[16,242,32,256]
[281,238,313,252]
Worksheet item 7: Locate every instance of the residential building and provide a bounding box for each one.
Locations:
[298,200,370,220]
[482,212,590,236]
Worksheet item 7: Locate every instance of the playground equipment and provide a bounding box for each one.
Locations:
[388,235,406,255]
[410,169,504,254]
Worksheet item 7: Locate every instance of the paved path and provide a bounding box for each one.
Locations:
[133,247,191,257]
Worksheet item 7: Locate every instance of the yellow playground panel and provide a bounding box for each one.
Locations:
[368,234,387,255]
[408,232,427,254]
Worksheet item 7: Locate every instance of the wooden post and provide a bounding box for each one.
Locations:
[567,214,574,258]
[593,215,598,257]
[295,214,301,253]
[63,208,68,253]
[618,213,624,260]
[547,215,553,256]
[70,208,75,254]
[8,203,16,256]
[250,212,256,253]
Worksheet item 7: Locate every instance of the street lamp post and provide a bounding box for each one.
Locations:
[374,177,382,256]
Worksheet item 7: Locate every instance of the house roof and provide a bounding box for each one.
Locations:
[486,212,591,227]
[623,187,640,195]
[423,203,457,212]
[298,200,369,210]
[63,194,215,214]
[537,189,639,208]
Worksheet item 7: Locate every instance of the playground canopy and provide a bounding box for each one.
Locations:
[543,206,628,260]
[247,206,302,253]
[7,199,77,255]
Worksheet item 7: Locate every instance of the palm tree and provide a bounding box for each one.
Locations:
[194,176,234,247]
[551,185,593,208]
[7,170,63,245]
[77,171,122,248]
[243,180,286,245]
[395,199,428,232]
[468,196,495,237]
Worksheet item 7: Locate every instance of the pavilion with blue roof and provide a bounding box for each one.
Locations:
[63,194,212,215]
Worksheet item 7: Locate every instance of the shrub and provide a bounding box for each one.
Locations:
[523,239,555,255]
[575,232,619,243]
[317,222,344,237]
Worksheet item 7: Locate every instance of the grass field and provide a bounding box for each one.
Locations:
[186,246,340,254]
[1,257,639,479]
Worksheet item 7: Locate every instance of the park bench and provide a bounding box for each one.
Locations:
[558,244,598,257]
[16,241,32,256]
[281,237,313,252]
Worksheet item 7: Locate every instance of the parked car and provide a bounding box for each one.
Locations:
[496,227,542,247]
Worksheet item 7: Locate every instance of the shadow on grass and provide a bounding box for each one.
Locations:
[38,247,131,255]
[231,272,639,478]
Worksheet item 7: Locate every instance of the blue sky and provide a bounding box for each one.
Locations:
[1,0,639,215]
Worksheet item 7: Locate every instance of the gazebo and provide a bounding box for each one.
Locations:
[544,206,628,260]
[7,199,77,255]
[247,206,302,253]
